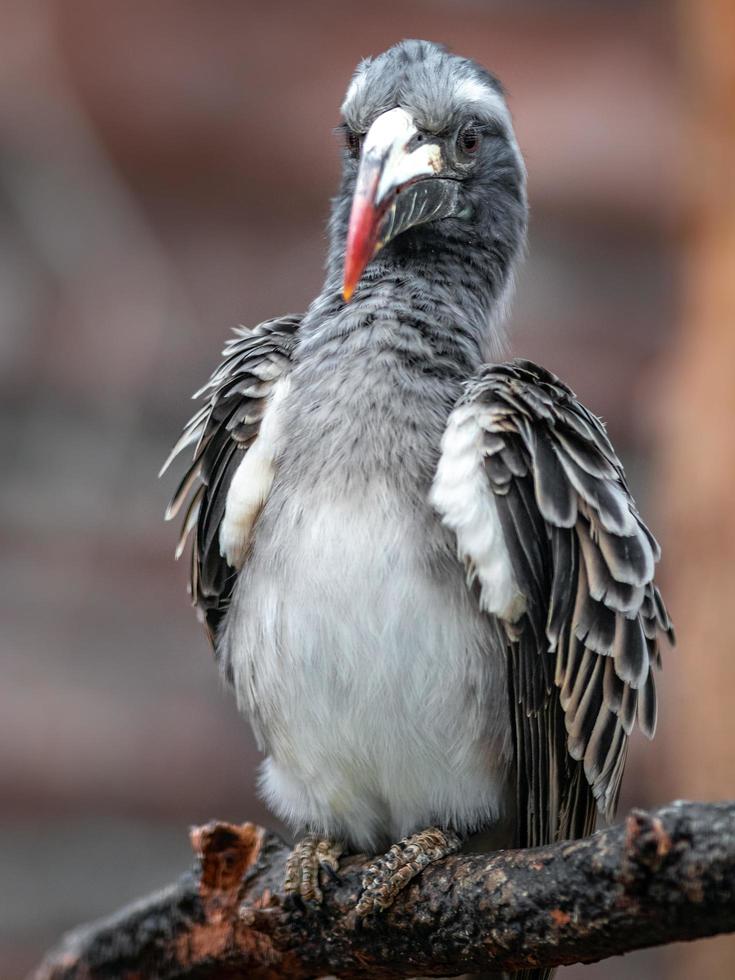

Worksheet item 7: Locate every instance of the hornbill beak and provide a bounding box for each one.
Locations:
[342,107,461,301]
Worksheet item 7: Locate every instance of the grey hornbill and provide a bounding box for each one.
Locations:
[164,39,673,976]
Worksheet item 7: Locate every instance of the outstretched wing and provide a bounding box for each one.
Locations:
[432,358,673,850]
[162,314,301,646]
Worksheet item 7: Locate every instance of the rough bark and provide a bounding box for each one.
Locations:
[32,800,735,979]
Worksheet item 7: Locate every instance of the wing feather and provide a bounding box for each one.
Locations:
[163,314,300,645]
[432,358,673,853]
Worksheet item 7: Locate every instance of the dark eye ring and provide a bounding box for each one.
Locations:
[344,128,362,159]
[457,124,481,156]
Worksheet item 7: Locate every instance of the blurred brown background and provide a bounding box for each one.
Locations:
[1,1,733,978]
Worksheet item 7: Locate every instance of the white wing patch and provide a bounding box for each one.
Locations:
[430,402,526,622]
[219,375,291,568]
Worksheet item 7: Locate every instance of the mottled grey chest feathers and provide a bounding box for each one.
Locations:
[217,305,516,850]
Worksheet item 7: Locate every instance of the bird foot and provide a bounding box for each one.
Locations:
[284,833,344,905]
[354,826,461,918]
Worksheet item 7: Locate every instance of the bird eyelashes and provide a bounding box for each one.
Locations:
[345,129,362,158]
[336,124,363,159]
[457,122,482,156]
[456,118,507,157]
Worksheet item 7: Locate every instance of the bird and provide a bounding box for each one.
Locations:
[163,39,673,979]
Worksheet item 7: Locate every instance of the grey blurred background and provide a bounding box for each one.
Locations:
[2,2,734,978]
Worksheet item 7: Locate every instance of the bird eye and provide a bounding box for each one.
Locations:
[344,128,362,159]
[457,124,481,156]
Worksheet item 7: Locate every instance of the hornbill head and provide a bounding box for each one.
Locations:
[334,40,528,304]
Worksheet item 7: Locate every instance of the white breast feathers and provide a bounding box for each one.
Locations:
[430,401,526,623]
[219,375,291,569]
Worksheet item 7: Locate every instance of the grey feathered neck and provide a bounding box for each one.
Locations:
[321,184,526,362]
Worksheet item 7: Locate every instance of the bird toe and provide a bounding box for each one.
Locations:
[354,826,462,918]
[284,833,344,906]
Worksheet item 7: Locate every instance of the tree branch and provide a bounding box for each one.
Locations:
[33,800,735,979]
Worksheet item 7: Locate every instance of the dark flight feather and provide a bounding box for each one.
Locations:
[163,314,301,645]
[455,359,673,858]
